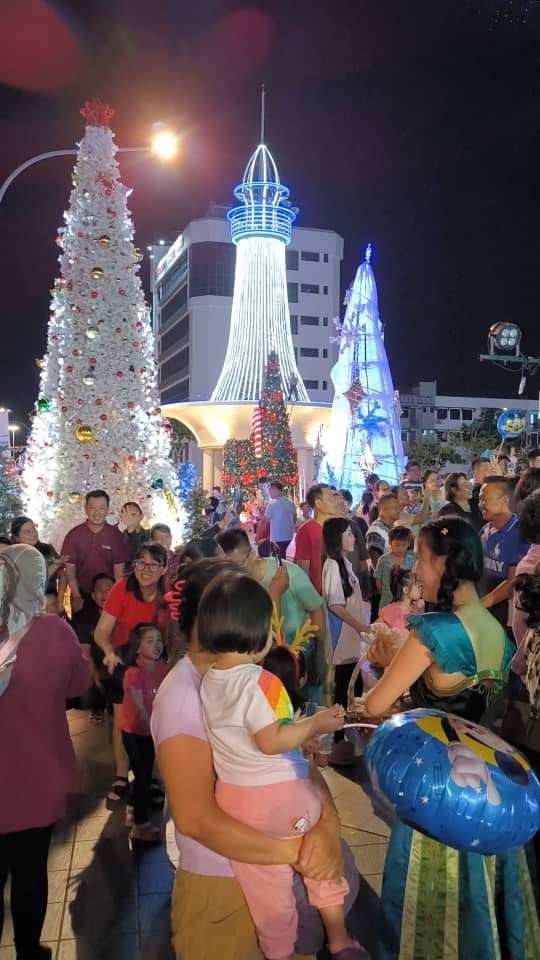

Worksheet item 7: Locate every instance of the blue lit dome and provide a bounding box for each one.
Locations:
[227,143,297,245]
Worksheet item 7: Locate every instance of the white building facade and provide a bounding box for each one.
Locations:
[150,206,343,405]
[399,380,540,451]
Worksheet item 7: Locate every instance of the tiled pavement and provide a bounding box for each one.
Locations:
[1,712,389,959]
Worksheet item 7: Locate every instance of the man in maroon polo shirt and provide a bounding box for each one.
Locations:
[62,489,129,613]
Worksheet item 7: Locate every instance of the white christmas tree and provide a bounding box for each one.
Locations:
[23,99,182,545]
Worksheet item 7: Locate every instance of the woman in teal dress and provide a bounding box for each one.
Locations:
[364,516,540,960]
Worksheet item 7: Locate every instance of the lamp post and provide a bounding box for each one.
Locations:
[9,424,19,456]
[0,129,178,207]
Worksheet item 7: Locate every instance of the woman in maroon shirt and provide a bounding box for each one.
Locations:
[0,544,92,960]
[94,542,169,801]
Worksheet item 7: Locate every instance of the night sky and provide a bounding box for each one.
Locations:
[1,0,540,437]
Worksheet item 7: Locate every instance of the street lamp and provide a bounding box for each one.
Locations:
[9,424,19,456]
[0,127,178,207]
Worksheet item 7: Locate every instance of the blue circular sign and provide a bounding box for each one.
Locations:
[366,709,540,854]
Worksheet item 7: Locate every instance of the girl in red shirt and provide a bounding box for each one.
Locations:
[121,623,168,842]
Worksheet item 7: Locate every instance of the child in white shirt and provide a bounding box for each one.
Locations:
[199,570,366,960]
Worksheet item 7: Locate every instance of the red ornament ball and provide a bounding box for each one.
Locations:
[76,418,81,424]
[132,341,139,348]
[127,455,135,464]
[72,350,79,356]
[66,366,73,373]
[100,414,107,421]
[141,457,148,464]
[61,405,68,413]
[119,289,126,296]
[90,358,96,365]
[46,491,54,498]
[91,291,98,299]
[83,454,90,460]
[115,327,121,334]
[127,402,134,409]
[116,371,123,378]
[95,399,102,406]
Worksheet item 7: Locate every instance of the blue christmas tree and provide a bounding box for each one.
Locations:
[320,244,404,499]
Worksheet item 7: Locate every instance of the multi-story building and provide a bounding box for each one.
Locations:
[399,380,540,451]
[149,205,343,405]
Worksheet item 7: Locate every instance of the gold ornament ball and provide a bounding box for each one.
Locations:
[83,374,96,386]
[86,326,99,340]
[133,248,143,262]
[91,267,105,281]
[98,235,111,248]
[68,492,81,504]
[75,424,95,443]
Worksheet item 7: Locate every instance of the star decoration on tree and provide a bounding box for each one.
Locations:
[80,99,115,129]
[343,378,365,414]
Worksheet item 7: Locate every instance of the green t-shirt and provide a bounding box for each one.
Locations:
[259,559,323,646]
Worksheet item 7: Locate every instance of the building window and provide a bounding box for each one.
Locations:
[462,409,473,421]
[323,253,328,263]
[401,430,409,443]
[300,283,319,294]
[300,315,319,326]
[449,409,461,420]
[287,282,298,303]
[304,379,319,389]
[401,407,409,419]
[322,380,328,390]
[300,347,319,357]
[160,284,188,327]
[160,345,189,384]
[437,409,448,420]
[161,379,189,403]
[322,348,328,358]
[158,252,188,302]
[290,315,298,335]
[294,347,298,361]
[286,249,299,271]
[301,251,320,262]
[160,314,189,355]
[323,317,328,326]
[189,242,235,297]
[323,285,328,295]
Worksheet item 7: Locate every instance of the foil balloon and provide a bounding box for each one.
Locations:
[497,409,525,439]
[366,709,540,854]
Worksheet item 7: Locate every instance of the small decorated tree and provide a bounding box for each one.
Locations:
[184,482,209,540]
[0,450,23,536]
[222,439,258,491]
[258,351,297,486]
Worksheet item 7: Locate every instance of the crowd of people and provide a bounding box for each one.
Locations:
[1,447,540,960]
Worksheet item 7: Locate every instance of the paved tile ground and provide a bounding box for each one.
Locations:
[1,712,388,959]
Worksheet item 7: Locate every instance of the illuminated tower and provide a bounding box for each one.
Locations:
[211,96,308,403]
[320,244,404,496]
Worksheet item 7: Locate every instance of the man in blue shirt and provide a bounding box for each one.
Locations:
[479,477,528,628]
[264,480,297,559]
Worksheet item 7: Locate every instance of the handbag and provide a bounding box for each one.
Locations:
[501,692,540,756]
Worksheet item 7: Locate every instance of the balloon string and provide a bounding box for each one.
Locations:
[343,722,378,729]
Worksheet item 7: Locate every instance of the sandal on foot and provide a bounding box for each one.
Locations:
[107,776,129,801]
[330,946,371,960]
[130,821,162,843]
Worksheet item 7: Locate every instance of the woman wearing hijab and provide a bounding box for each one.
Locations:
[0,544,92,960]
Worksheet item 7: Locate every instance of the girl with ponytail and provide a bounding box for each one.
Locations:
[362,517,539,959]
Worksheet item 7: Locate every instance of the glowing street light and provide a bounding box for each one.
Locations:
[150,130,178,160]
[0,125,179,207]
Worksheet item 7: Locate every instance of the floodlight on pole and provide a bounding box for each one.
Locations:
[488,322,522,356]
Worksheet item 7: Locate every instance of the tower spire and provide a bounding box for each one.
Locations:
[260,84,266,143]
